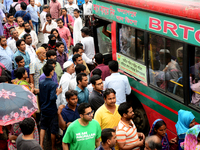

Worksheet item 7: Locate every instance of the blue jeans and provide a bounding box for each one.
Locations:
[32,21,39,35]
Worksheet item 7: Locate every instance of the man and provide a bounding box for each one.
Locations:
[16,17,25,36]
[62,103,101,150]
[13,39,30,69]
[83,0,92,27]
[14,2,33,29]
[89,75,104,112]
[6,27,15,43]
[3,13,18,39]
[24,34,37,63]
[69,64,86,90]
[42,13,57,43]
[19,22,38,49]
[75,73,89,104]
[58,90,80,134]
[27,0,40,34]
[56,18,71,49]
[116,102,145,150]
[57,61,75,106]
[0,36,13,72]
[46,50,63,82]
[73,9,82,45]
[81,27,95,59]
[8,29,19,53]
[10,0,21,14]
[50,0,61,19]
[72,53,90,75]
[91,53,111,81]
[56,42,68,70]
[105,61,131,105]
[64,0,79,20]
[40,5,49,31]
[96,128,116,150]
[39,64,62,150]
[144,135,162,150]
[16,118,42,150]
[29,47,46,90]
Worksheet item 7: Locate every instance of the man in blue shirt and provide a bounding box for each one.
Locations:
[14,2,33,29]
[105,60,131,105]
[58,89,80,135]
[75,72,89,104]
[39,64,62,150]
[13,39,30,69]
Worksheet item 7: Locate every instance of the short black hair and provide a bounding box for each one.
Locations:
[47,59,56,65]
[14,67,26,79]
[0,36,6,42]
[23,22,29,26]
[0,76,9,83]
[46,13,52,18]
[7,13,13,18]
[118,102,132,117]
[21,2,27,10]
[43,5,49,9]
[46,50,56,58]
[20,118,35,135]
[103,88,116,99]
[76,72,87,85]
[16,39,25,48]
[15,55,24,63]
[72,46,79,54]
[108,60,118,72]
[95,53,104,64]
[56,18,63,23]
[101,128,115,144]
[72,54,81,63]
[23,33,31,40]
[56,42,64,48]
[74,8,79,13]
[65,90,78,100]
[75,64,86,74]
[77,103,91,115]
[81,27,90,35]
[9,27,15,32]
[43,64,54,76]
[92,68,102,76]
[90,75,101,85]
[75,43,83,47]
[41,43,48,49]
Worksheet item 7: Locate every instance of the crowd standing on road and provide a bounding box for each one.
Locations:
[0,0,200,150]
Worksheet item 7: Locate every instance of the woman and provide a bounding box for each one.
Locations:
[51,28,68,53]
[149,119,177,150]
[48,34,57,50]
[175,109,195,150]
[181,125,200,150]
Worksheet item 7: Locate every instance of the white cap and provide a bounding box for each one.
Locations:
[63,61,73,69]
[159,49,170,53]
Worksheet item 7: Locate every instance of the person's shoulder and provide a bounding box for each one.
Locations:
[91,119,101,125]
[95,104,104,114]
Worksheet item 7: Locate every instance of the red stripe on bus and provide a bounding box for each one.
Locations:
[131,87,178,115]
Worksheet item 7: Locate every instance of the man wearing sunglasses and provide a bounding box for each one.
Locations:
[62,103,101,150]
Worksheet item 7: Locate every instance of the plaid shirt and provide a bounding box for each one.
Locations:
[3,22,18,39]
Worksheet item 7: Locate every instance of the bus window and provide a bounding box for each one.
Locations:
[119,25,144,61]
[190,47,200,107]
[149,34,183,98]
[96,24,112,54]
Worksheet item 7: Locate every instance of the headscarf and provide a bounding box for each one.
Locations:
[181,125,200,150]
[149,119,169,150]
[175,109,195,137]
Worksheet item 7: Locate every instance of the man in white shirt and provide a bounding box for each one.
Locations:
[73,9,82,45]
[42,13,58,43]
[83,0,92,27]
[64,0,78,20]
[81,27,95,59]
[40,5,49,31]
[8,29,19,53]
[57,61,75,107]
[24,33,37,63]
[19,22,38,49]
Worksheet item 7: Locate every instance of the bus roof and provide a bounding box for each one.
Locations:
[104,0,200,22]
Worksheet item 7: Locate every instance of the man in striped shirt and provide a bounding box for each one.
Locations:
[116,102,145,150]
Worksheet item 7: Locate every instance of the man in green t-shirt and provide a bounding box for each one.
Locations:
[62,103,101,150]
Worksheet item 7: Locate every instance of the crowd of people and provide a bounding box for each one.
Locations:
[0,0,200,150]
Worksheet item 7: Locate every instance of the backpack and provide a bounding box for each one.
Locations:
[9,3,19,16]
[0,65,12,82]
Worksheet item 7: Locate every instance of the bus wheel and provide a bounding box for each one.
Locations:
[133,108,149,134]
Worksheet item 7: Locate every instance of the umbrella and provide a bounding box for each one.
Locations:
[0,83,38,126]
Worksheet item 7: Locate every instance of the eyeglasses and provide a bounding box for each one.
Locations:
[84,110,94,116]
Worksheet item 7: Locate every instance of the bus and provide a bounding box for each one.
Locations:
[91,0,200,139]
